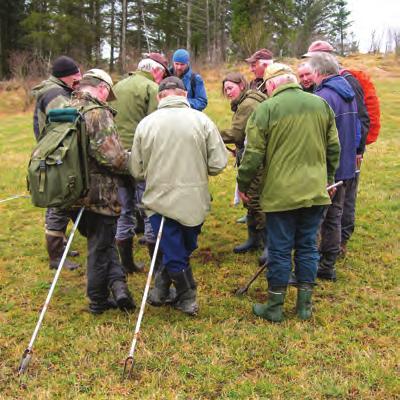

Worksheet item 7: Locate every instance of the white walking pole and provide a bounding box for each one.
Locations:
[17,206,85,377]
[0,194,30,204]
[123,216,165,379]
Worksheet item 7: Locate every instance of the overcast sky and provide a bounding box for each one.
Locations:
[347,0,400,52]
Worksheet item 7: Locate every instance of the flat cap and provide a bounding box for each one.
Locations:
[302,40,335,58]
[147,52,170,76]
[158,76,186,92]
[245,48,273,63]
[263,63,294,82]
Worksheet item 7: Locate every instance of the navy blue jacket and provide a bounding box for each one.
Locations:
[170,66,208,111]
[315,75,358,181]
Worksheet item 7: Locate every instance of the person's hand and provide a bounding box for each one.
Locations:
[238,191,250,203]
[356,154,363,170]
[327,184,336,199]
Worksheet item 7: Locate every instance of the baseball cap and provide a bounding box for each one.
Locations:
[263,63,294,82]
[158,76,186,92]
[245,48,273,63]
[302,40,335,58]
[81,68,116,101]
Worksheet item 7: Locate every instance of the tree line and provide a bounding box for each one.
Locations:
[0,0,355,79]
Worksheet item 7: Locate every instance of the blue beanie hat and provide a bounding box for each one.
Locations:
[173,49,190,64]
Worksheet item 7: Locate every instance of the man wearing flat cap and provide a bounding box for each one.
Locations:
[111,53,169,274]
[237,63,340,323]
[245,48,274,93]
[130,76,227,316]
[32,55,82,272]
[69,68,136,315]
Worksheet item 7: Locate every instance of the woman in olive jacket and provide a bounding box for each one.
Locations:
[220,72,268,260]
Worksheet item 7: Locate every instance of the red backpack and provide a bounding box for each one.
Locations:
[341,69,381,145]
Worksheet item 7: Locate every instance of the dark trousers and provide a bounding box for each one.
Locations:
[319,181,349,270]
[266,206,325,287]
[45,207,70,233]
[72,210,126,304]
[149,214,202,273]
[341,174,359,244]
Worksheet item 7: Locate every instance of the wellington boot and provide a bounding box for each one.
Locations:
[168,267,198,316]
[147,242,163,273]
[110,280,136,312]
[46,234,80,271]
[147,265,172,306]
[233,225,263,254]
[296,283,313,320]
[88,297,118,315]
[116,238,144,274]
[253,287,286,322]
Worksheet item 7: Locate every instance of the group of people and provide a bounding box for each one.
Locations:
[31,41,369,322]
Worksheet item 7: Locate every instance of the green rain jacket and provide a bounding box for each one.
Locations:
[237,83,341,213]
[111,70,158,150]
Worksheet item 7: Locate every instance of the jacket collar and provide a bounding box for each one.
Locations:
[130,70,155,82]
[271,82,302,98]
[158,95,190,109]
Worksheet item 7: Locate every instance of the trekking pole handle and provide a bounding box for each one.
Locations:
[18,207,84,376]
[327,181,343,191]
[127,216,165,359]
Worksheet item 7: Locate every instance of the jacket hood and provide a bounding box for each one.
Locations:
[158,95,190,109]
[31,76,69,99]
[318,75,355,102]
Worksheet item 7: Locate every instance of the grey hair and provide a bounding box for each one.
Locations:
[268,73,298,87]
[137,58,164,73]
[308,53,339,76]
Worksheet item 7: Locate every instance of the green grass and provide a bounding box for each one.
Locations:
[0,77,399,399]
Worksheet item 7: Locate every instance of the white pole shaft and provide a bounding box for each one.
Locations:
[27,207,85,350]
[127,216,165,358]
[0,195,29,204]
[327,181,343,191]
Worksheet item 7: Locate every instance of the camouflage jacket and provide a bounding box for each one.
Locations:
[70,92,129,216]
[32,76,72,141]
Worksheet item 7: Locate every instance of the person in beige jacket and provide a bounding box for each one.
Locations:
[130,76,227,316]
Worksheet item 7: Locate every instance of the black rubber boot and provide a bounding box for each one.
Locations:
[296,283,314,320]
[253,286,287,322]
[88,297,118,315]
[116,238,144,274]
[46,234,80,271]
[318,253,337,281]
[147,265,172,306]
[168,267,198,316]
[110,280,136,312]
[233,225,263,254]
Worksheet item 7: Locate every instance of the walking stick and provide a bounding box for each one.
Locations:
[234,181,344,296]
[0,194,30,204]
[17,207,84,378]
[123,216,165,379]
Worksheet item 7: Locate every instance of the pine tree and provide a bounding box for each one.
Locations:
[328,0,352,55]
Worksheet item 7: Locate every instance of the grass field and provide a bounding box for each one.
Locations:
[0,58,399,399]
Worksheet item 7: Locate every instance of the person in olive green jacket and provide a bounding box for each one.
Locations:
[110,54,169,274]
[237,63,340,323]
[220,72,268,259]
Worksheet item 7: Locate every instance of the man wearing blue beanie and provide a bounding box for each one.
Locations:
[170,49,208,111]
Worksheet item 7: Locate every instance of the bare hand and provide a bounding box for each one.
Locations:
[238,191,250,203]
[356,154,363,169]
[327,185,337,199]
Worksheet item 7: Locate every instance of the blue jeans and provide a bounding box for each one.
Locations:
[266,206,325,287]
[149,214,202,273]
[135,181,156,243]
[115,183,136,241]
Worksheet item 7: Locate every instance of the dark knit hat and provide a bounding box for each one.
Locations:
[158,76,186,92]
[52,56,80,78]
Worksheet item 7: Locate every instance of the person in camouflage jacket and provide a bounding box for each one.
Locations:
[220,72,268,261]
[69,69,135,315]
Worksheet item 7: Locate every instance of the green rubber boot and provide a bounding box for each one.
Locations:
[253,287,286,322]
[296,283,313,320]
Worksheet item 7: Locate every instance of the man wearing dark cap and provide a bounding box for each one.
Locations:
[68,68,136,314]
[245,48,274,93]
[110,53,169,274]
[32,55,82,272]
[130,76,227,316]
[170,49,208,111]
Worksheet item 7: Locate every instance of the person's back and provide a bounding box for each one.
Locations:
[246,83,338,212]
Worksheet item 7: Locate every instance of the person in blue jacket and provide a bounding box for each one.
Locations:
[309,52,360,282]
[169,49,208,111]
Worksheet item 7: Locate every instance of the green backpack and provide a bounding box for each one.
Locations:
[27,105,100,209]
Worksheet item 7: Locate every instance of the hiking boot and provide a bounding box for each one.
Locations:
[168,267,198,316]
[296,283,314,320]
[46,234,80,271]
[110,280,136,312]
[116,238,144,274]
[317,267,337,281]
[233,225,263,253]
[253,286,287,322]
[88,297,118,315]
[147,265,173,306]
